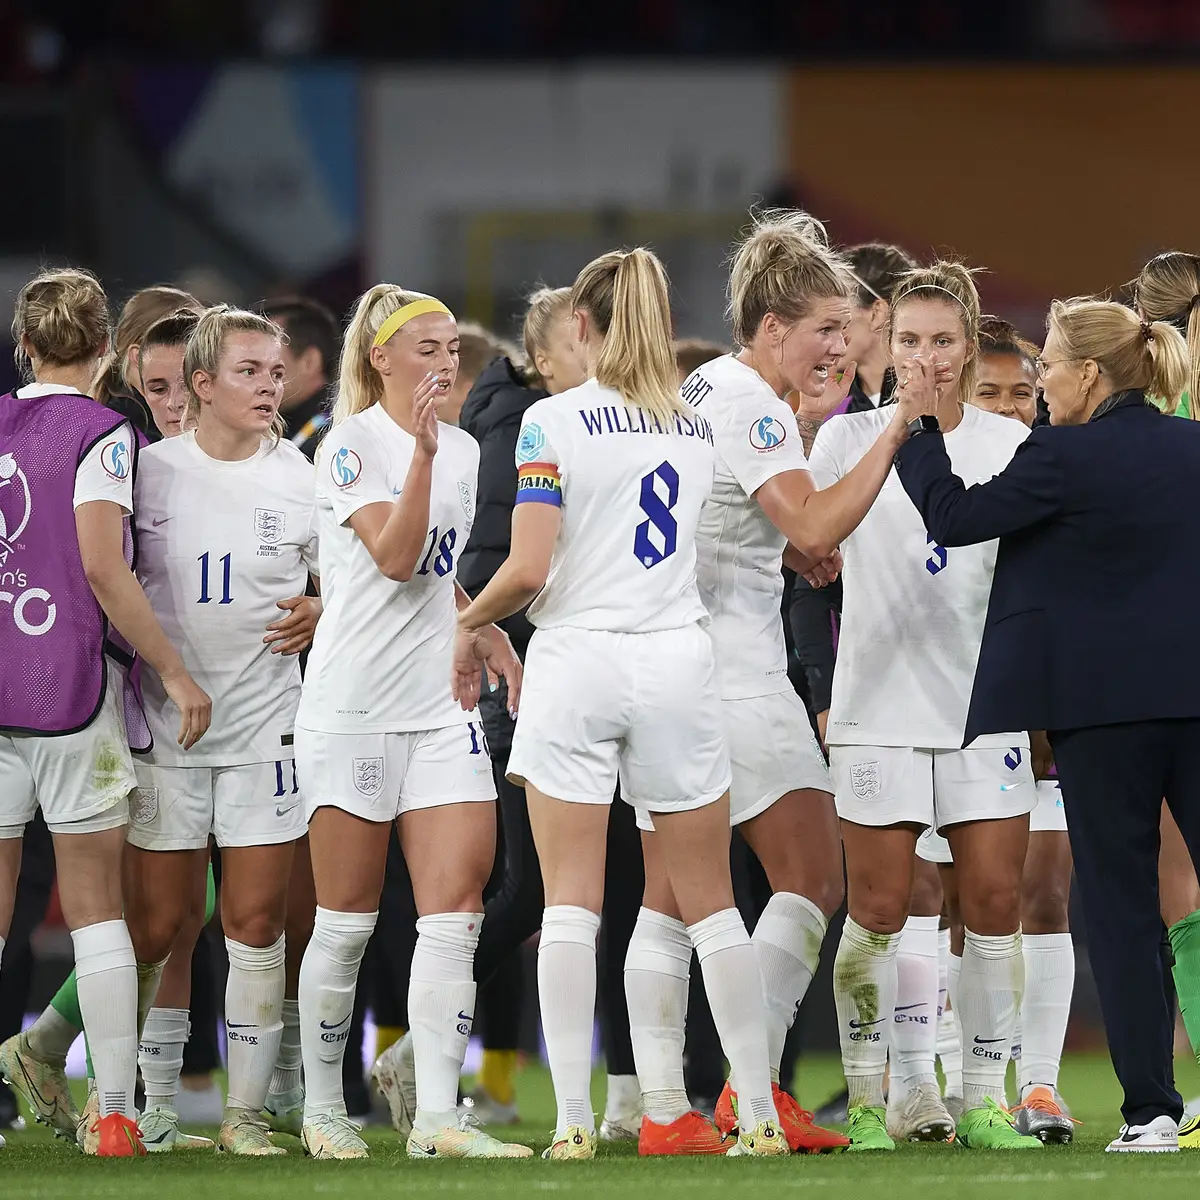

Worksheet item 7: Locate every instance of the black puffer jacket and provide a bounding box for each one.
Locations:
[458,357,547,751]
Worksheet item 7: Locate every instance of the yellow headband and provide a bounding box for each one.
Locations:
[372,298,453,348]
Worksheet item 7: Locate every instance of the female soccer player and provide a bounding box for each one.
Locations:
[296,285,528,1162]
[0,267,210,1156]
[122,306,317,1156]
[812,264,1042,1152]
[627,213,928,1157]
[909,318,1075,1144]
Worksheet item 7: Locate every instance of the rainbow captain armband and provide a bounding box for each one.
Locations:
[515,461,562,506]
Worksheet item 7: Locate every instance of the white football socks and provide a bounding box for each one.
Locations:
[140,1006,189,1108]
[891,915,940,1097]
[136,958,167,1037]
[752,892,826,1085]
[624,907,691,1125]
[958,929,1023,1111]
[539,905,601,1137]
[299,907,376,1121]
[73,920,138,1118]
[409,911,482,1133]
[834,916,900,1109]
[225,935,286,1111]
[1019,932,1074,1096]
[935,935,963,1104]
[690,908,777,1128]
[269,998,303,1096]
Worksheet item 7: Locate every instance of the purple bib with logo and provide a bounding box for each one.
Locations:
[0,390,136,735]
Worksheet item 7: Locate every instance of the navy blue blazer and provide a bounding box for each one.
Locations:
[894,392,1200,743]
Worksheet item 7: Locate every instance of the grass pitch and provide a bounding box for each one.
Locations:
[4,1053,1200,1199]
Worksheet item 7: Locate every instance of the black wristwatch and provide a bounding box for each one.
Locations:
[906,415,940,438]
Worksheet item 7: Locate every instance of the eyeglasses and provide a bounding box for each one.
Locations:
[1034,357,1076,379]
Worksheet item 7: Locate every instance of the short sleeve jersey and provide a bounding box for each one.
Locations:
[135,433,317,766]
[808,404,1031,749]
[682,355,812,698]
[515,379,715,633]
[298,404,480,734]
[14,385,135,514]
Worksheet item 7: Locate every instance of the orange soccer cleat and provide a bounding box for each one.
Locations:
[638,1110,731,1156]
[714,1081,849,1154]
[94,1112,147,1157]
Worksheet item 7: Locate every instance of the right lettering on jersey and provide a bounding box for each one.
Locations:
[680,372,713,408]
[577,406,714,445]
[0,453,56,637]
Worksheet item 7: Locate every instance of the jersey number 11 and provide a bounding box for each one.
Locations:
[197,551,234,604]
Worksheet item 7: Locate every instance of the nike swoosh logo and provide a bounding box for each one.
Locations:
[973,1036,1006,1044]
[895,1003,925,1011]
[227,1022,255,1029]
[151,517,171,527]
[849,1018,884,1028]
[319,1016,350,1030]
[457,1010,472,1022]
[276,805,298,817]
[413,1143,437,1156]
[142,1128,171,1145]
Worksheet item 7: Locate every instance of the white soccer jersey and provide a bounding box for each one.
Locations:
[298,403,479,734]
[809,404,1030,749]
[135,433,317,766]
[683,354,812,699]
[516,379,715,632]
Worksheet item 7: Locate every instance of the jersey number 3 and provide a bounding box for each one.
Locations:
[634,461,679,569]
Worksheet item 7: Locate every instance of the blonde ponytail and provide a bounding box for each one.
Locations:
[331,284,432,428]
[1135,251,1200,418]
[571,248,683,427]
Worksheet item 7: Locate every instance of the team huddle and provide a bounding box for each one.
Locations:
[0,208,1197,1161]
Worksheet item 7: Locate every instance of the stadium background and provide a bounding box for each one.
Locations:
[1,0,1198,1073]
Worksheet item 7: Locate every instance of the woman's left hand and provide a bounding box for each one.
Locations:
[264,595,322,654]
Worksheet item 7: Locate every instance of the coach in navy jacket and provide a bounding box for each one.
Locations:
[893,299,1200,1147]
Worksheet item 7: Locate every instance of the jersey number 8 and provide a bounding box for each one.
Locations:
[634,461,679,569]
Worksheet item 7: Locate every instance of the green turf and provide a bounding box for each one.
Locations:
[4,1053,1200,1198]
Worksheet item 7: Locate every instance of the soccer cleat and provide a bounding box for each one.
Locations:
[94,1113,146,1157]
[138,1105,215,1152]
[263,1085,305,1138]
[944,1094,965,1123]
[956,1097,1043,1149]
[407,1113,533,1159]
[218,1107,288,1156]
[1012,1086,1077,1144]
[0,1031,79,1141]
[459,1085,520,1126]
[714,1080,848,1153]
[598,1115,640,1141]
[542,1125,596,1160]
[638,1110,730,1156]
[302,1113,369,1160]
[77,1087,100,1154]
[371,1033,416,1137]
[886,1081,956,1143]
[726,1118,788,1157]
[714,1081,737,1137]
[1178,1112,1200,1149]
[845,1104,895,1152]
[1105,1115,1178,1153]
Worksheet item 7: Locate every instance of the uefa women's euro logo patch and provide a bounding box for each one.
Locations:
[516,423,545,464]
[331,446,362,488]
[100,438,131,480]
[748,415,787,452]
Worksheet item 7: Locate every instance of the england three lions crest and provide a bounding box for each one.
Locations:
[353,756,384,799]
[254,508,286,546]
[850,761,881,800]
[458,481,475,524]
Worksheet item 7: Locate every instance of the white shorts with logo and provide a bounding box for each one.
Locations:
[127,757,307,851]
[296,717,496,824]
[637,689,830,832]
[916,777,1066,864]
[509,625,731,817]
[0,672,134,838]
[831,742,1035,833]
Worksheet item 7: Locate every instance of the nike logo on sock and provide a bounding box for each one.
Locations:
[227,1022,255,1029]
[895,1003,926,1011]
[849,1018,884,1028]
[973,1036,1006,1044]
[319,1016,351,1030]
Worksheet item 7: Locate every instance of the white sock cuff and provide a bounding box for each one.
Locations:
[937,926,951,956]
[900,914,941,957]
[540,905,600,949]
[282,997,300,1021]
[688,907,750,959]
[225,934,286,971]
[754,891,827,948]
[626,908,692,976]
[414,912,483,965]
[312,907,377,964]
[1023,932,1073,953]
[964,928,1022,960]
[72,919,135,976]
[842,916,901,959]
[142,1006,190,1035]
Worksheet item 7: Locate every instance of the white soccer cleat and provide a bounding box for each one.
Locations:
[302,1113,369,1160]
[599,1115,640,1141]
[370,1033,416,1137]
[887,1081,956,1142]
[139,1105,215,1152]
[264,1085,305,1138]
[1105,1115,1178,1152]
[407,1113,533,1159]
[0,1031,78,1141]
[218,1107,288,1156]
